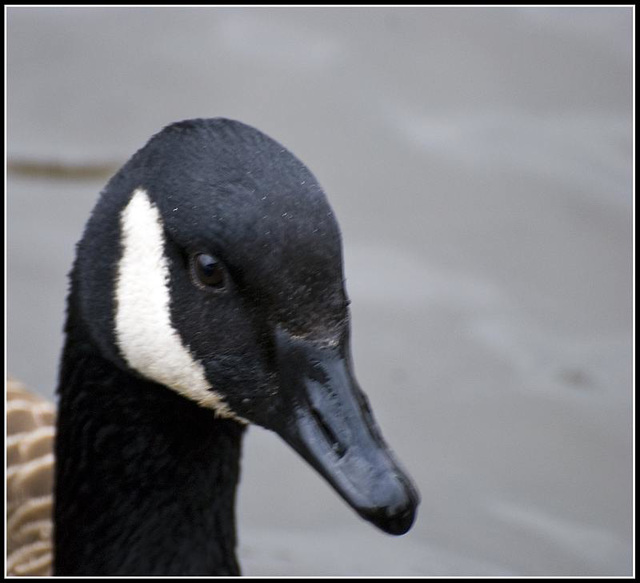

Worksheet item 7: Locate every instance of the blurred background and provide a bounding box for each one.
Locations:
[6,6,633,576]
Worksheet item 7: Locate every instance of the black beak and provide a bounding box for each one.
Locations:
[265,326,420,536]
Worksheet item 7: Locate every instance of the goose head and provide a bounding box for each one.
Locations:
[71,118,419,536]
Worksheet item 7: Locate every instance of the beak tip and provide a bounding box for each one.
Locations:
[366,500,418,536]
[361,477,420,536]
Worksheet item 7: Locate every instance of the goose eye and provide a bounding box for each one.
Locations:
[192,253,226,290]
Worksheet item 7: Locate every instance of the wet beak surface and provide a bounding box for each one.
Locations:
[268,327,420,535]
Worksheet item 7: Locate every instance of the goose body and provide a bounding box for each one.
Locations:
[7,380,55,576]
[8,118,419,575]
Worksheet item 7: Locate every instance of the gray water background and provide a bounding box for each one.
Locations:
[6,7,633,576]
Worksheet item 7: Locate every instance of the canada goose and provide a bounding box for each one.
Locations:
[7,118,420,576]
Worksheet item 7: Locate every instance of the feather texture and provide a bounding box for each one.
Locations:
[6,379,55,576]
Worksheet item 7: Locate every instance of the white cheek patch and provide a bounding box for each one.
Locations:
[115,188,242,421]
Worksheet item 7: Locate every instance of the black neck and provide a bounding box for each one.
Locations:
[53,321,246,576]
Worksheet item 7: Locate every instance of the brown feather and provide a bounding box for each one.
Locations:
[6,379,55,577]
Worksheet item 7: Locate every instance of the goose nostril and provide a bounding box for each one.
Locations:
[309,405,347,459]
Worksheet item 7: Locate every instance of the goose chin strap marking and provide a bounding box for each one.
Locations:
[114,188,244,422]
